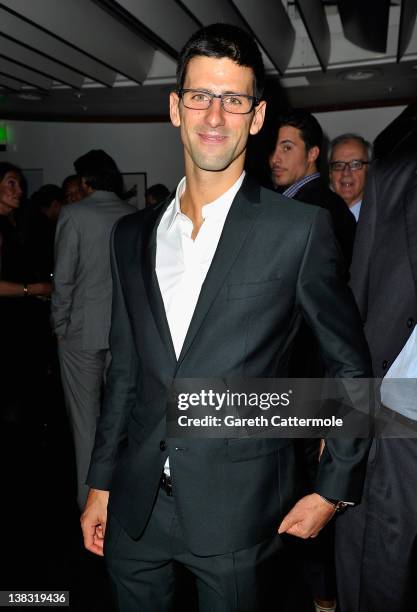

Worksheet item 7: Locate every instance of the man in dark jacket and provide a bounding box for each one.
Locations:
[336,144,417,612]
[81,26,371,612]
[269,109,357,612]
[269,108,356,265]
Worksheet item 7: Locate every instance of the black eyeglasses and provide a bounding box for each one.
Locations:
[178,89,259,114]
[329,160,369,172]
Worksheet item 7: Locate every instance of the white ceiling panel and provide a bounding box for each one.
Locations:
[112,0,199,53]
[0,0,154,82]
[178,0,248,31]
[0,7,116,86]
[0,56,52,89]
[0,74,24,91]
[0,35,84,88]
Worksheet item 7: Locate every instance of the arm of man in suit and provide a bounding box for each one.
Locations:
[81,221,140,555]
[349,160,378,320]
[279,208,372,538]
[51,206,80,338]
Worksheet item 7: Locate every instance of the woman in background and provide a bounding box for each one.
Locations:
[0,162,51,425]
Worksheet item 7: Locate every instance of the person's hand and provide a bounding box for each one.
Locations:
[278,493,335,539]
[80,488,110,556]
[29,282,52,296]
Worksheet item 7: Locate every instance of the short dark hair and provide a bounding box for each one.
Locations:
[62,174,80,192]
[145,183,170,205]
[278,109,323,151]
[177,23,265,99]
[31,184,64,211]
[0,161,24,185]
[74,149,124,198]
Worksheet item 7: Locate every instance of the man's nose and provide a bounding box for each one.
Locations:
[270,147,280,166]
[342,164,353,175]
[205,97,226,127]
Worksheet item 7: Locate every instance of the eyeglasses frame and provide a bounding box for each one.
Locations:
[329,160,370,172]
[177,88,260,114]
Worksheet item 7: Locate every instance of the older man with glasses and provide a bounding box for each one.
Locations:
[329,134,372,222]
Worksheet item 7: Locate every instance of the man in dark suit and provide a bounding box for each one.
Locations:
[336,147,417,612]
[269,109,356,265]
[81,24,372,612]
[269,109,357,612]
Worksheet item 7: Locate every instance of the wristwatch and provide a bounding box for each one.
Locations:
[321,496,350,512]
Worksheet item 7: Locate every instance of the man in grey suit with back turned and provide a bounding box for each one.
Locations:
[52,149,135,509]
[81,25,372,611]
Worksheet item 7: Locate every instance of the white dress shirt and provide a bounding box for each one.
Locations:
[156,171,245,474]
[156,172,245,358]
[381,325,417,420]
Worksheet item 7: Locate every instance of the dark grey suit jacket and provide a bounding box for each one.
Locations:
[350,155,417,377]
[295,176,356,266]
[87,176,372,555]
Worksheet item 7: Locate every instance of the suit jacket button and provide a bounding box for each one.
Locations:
[407,317,414,328]
[382,360,388,370]
[160,440,167,451]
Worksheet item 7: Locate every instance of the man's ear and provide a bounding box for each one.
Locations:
[307,145,320,165]
[170,91,181,127]
[249,100,266,136]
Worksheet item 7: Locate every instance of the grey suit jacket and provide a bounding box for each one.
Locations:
[51,190,135,350]
[350,155,417,377]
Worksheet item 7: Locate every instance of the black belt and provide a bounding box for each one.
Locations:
[160,473,173,496]
[380,404,417,431]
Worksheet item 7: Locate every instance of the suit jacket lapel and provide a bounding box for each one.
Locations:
[404,165,417,298]
[141,199,177,364]
[176,175,262,369]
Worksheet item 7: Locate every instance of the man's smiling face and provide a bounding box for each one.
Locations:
[170,55,265,175]
[330,139,369,207]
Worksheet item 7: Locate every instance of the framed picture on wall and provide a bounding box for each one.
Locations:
[122,172,147,209]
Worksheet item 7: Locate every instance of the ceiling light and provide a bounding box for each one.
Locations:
[342,69,378,81]
[17,92,44,101]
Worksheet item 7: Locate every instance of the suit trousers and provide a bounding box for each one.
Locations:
[336,437,417,612]
[58,340,109,509]
[104,485,286,612]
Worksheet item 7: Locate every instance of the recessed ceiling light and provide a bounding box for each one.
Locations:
[342,69,378,81]
[17,92,43,101]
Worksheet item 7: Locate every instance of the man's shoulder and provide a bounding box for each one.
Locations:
[67,192,136,218]
[258,185,323,225]
[296,177,343,208]
[113,206,151,240]
[374,153,417,183]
